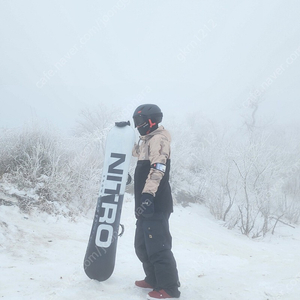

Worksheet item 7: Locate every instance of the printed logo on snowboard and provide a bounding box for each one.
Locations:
[95,153,125,248]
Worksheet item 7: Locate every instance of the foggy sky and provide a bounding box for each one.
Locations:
[1,0,300,132]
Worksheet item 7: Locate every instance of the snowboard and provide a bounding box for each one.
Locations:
[83,121,135,281]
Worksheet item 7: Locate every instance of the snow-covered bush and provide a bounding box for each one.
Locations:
[169,114,231,207]
[0,128,20,177]
[0,119,109,215]
[169,111,300,238]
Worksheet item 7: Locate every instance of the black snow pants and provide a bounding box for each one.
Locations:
[134,212,180,298]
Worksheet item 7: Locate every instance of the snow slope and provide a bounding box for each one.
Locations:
[1,194,300,300]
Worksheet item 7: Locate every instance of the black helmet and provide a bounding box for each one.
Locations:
[133,104,163,135]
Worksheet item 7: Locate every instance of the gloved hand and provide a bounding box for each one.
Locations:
[139,193,154,218]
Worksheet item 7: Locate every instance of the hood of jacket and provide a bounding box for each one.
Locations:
[139,126,171,142]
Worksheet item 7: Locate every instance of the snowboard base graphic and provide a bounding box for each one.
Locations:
[83,121,135,281]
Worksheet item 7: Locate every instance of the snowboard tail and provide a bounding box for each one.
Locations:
[84,194,124,281]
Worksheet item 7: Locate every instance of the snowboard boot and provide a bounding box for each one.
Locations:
[147,289,179,299]
[135,280,153,289]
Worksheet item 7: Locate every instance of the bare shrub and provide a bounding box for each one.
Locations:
[168,109,300,238]
[0,121,106,215]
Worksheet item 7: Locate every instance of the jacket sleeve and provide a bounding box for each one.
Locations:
[132,143,139,157]
[142,134,170,196]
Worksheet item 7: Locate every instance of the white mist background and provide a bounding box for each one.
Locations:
[1,0,300,131]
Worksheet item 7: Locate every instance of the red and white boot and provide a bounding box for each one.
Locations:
[135,280,153,289]
[147,289,179,299]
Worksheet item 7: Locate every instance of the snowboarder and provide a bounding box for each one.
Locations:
[132,104,181,299]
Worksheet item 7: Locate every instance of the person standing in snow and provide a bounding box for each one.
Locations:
[132,104,180,300]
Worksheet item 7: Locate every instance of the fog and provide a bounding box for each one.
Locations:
[1,0,300,132]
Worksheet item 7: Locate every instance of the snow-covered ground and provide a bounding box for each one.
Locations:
[1,194,300,300]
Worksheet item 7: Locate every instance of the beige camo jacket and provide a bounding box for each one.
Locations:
[132,126,171,196]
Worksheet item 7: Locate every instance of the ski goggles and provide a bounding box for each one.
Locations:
[133,115,147,127]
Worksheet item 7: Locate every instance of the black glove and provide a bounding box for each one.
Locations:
[139,193,154,218]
